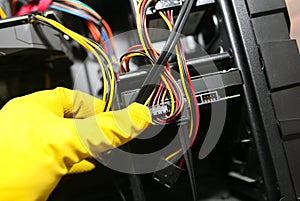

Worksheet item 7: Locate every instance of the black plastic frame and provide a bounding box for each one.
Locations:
[217,0,297,200]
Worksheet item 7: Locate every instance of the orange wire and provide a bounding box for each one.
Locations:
[87,21,101,42]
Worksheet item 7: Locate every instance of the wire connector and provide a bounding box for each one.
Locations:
[149,103,170,116]
[155,0,183,10]
[152,157,183,188]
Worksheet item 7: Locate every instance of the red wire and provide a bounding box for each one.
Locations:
[179,42,200,147]
[140,0,158,59]
[152,83,164,106]
[140,0,148,28]
[166,10,171,23]
[125,59,130,72]
[166,11,200,163]
[127,45,144,52]
[165,62,171,71]
[179,157,185,168]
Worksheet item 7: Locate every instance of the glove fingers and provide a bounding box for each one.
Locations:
[75,102,152,157]
[6,87,105,118]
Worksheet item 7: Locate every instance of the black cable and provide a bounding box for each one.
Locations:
[135,0,195,104]
[156,0,194,66]
[179,127,197,201]
[113,180,127,201]
[171,84,198,164]
[109,173,127,201]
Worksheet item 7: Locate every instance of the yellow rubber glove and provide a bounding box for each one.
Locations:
[0,87,151,201]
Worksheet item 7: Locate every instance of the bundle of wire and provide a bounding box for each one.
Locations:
[30,14,115,112]
[119,0,200,166]
[13,0,116,62]
[50,0,116,62]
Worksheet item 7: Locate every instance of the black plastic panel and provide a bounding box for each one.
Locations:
[260,40,300,90]
[284,139,300,197]
[0,12,68,56]
[272,86,300,136]
[246,0,287,16]
[221,0,297,199]
[280,120,300,138]
[252,13,289,44]
[191,69,242,93]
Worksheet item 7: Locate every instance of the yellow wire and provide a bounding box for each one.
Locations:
[165,148,182,161]
[158,11,173,30]
[40,18,107,111]
[35,15,115,111]
[165,69,185,113]
[0,7,7,19]
[119,52,154,72]
[144,89,156,106]
[89,43,115,112]
[159,11,195,161]
[68,23,115,111]
[136,0,151,56]
[176,46,194,138]
[143,12,159,60]
[160,74,175,116]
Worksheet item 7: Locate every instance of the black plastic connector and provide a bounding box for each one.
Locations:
[152,157,183,188]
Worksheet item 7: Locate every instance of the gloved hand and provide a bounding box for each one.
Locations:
[0,87,151,201]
